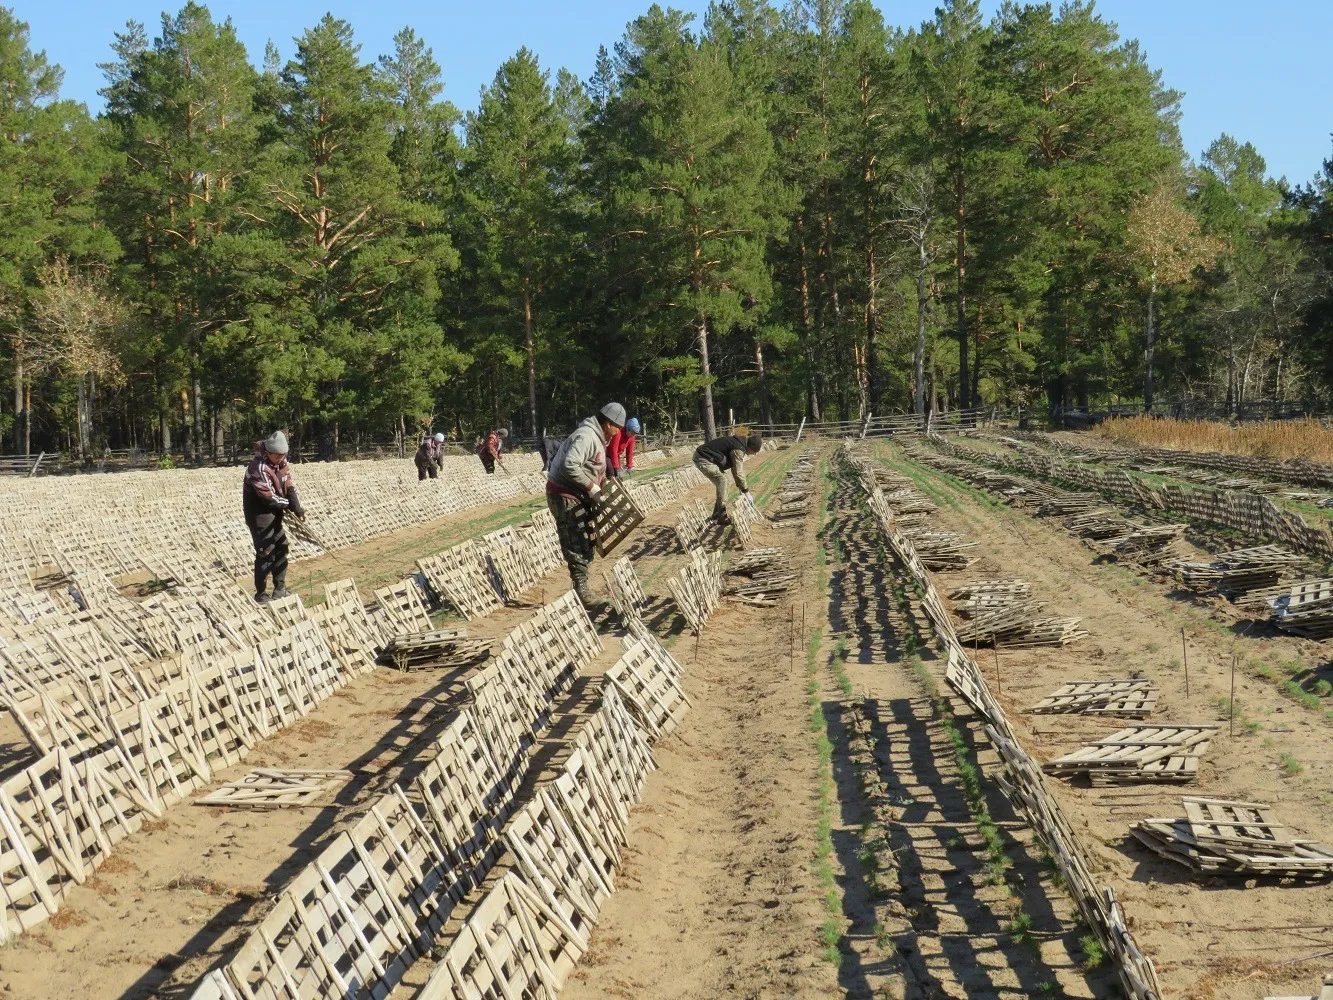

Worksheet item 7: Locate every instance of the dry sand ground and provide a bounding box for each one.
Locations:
[872,439,1333,1000]
[0,450,822,1000]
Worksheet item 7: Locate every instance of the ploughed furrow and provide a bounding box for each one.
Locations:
[817,467,1095,1000]
[877,438,1333,1000]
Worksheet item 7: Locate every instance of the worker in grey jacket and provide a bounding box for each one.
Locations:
[545,402,627,607]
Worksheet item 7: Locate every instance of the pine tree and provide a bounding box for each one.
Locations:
[601,9,783,437]
[461,48,581,435]
[99,3,261,455]
[0,8,114,453]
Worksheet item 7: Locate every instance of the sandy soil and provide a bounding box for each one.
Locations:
[0,451,787,1000]
[820,467,1100,1000]
[557,449,836,1000]
[875,440,1333,1000]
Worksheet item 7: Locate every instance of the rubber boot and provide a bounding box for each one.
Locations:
[571,565,597,611]
[712,502,731,525]
[271,573,290,600]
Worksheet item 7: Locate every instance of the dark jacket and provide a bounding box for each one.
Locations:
[414,439,441,468]
[694,435,749,471]
[243,444,302,523]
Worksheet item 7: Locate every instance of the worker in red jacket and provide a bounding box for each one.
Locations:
[607,416,639,478]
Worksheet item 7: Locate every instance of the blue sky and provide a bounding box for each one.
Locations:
[18,0,1333,185]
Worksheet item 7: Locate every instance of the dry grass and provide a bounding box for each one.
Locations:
[1094,415,1333,464]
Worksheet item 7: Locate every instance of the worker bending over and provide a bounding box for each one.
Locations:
[477,428,508,474]
[243,431,305,603]
[546,402,626,608]
[694,432,762,523]
[607,416,639,478]
[415,432,445,480]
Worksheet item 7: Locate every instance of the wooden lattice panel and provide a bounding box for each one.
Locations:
[374,579,435,636]
[419,872,583,999]
[479,525,541,601]
[348,786,456,933]
[1028,679,1159,717]
[588,477,645,557]
[307,601,379,679]
[1043,725,1216,785]
[417,540,502,620]
[197,769,352,809]
[605,639,691,739]
[412,711,512,877]
[503,789,612,945]
[264,593,309,629]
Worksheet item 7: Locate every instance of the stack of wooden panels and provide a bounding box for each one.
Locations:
[900,529,978,571]
[1042,724,1216,785]
[1037,493,1103,518]
[197,768,353,809]
[1172,544,1304,599]
[724,545,796,605]
[1028,679,1159,717]
[383,629,493,671]
[953,592,1087,649]
[1259,578,1333,639]
[948,579,1031,615]
[1264,973,1333,1000]
[1132,798,1333,877]
[1100,523,1188,566]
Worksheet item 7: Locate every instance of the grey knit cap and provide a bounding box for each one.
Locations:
[599,402,627,428]
[746,433,763,452]
[264,430,289,455]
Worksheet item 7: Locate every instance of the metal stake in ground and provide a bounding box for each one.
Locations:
[1230,651,1237,738]
[1181,627,1189,698]
[993,634,1001,696]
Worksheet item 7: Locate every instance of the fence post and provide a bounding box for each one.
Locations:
[28,451,44,477]
[795,416,806,442]
[859,412,872,439]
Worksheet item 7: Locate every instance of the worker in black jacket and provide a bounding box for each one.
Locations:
[693,432,762,523]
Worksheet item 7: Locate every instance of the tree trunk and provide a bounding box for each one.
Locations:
[955,169,969,410]
[1226,336,1237,417]
[755,336,773,428]
[698,315,717,440]
[13,344,24,456]
[797,214,822,422]
[159,401,172,454]
[23,384,31,457]
[523,284,538,436]
[76,378,89,462]
[914,264,928,417]
[1144,278,1157,412]
[865,245,880,412]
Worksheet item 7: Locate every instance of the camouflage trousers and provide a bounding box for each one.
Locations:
[693,455,728,510]
[547,492,596,600]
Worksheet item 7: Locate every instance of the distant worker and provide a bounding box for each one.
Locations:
[694,432,762,524]
[477,427,509,474]
[243,431,304,603]
[415,432,445,480]
[546,402,626,608]
[607,416,639,478]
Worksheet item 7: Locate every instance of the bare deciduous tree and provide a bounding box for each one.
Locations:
[29,257,127,461]
[897,169,938,417]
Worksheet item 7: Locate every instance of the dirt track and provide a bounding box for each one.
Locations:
[874,439,1333,1000]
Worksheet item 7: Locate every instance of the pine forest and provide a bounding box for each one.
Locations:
[1,0,1331,459]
